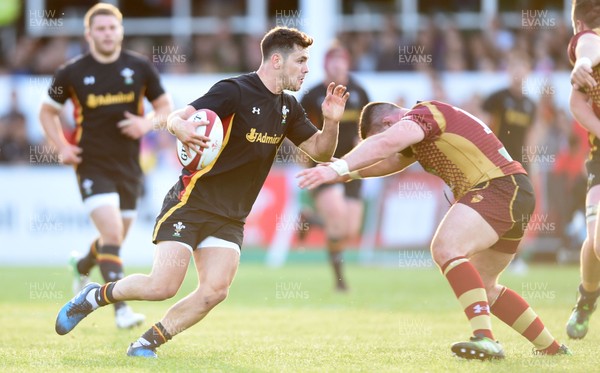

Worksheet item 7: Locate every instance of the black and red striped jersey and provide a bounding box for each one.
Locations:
[172,73,318,221]
[46,50,165,179]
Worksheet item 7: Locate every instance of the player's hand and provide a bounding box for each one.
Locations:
[170,114,210,159]
[571,61,597,90]
[321,82,349,123]
[118,111,151,140]
[58,143,82,165]
[296,165,342,190]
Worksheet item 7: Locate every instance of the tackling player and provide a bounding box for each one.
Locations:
[565,0,600,339]
[40,3,172,328]
[55,26,349,358]
[300,42,370,291]
[298,100,570,360]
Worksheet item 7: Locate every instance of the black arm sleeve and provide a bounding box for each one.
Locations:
[47,65,70,105]
[143,59,166,102]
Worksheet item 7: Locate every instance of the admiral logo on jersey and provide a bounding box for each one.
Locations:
[86,91,135,109]
[245,128,284,144]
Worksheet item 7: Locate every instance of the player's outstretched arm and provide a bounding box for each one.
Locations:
[352,153,417,179]
[297,119,424,190]
[570,87,600,138]
[572,33,600,90]
[299,83,349,161]
[118,93,173,139]
[39,102,82,165]
[166,105,210,158]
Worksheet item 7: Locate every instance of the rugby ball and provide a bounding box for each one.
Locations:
[176,109,223,171]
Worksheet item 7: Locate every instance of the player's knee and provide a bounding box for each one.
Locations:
[484,282,502,303]
[196,283,229,308]
[430,245,457,267]
[146,276,180,300]
[100,229,124,246]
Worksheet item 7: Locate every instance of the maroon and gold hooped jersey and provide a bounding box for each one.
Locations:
[568,29,600,161]
[402,100,526,200]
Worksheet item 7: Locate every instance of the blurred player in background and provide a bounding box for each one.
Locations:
[300,42,370,291]
[55,26,350,358]
[565,0,600,340]
[40,3,172,328]
[482,51,536,166]
[298,100,570,360]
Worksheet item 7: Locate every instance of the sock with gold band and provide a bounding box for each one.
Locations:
[131,322,173,350]
[76,238,99,275]
[441,256,494,340]
[97,244,126,311]
[490,287,560,354]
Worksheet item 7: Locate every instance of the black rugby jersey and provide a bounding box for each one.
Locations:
[482,88,536,163]
[47,50,165,178]
[301,78,369,159]
[173,72,318,221]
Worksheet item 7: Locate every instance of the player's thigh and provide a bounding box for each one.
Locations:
[193,246,240,290]
[89,202,124,243]
[431,202,500,261]
[117,177,142,228]
[148,240,192,289]
[345,198,364,237]
[314,184,346,233]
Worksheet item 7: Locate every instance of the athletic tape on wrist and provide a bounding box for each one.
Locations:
[329,159,350,176]
[575,57,593,69]
[348,170,362,180]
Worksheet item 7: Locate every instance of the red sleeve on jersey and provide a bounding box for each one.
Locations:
[401,103,441,141]
[568,30,598,65]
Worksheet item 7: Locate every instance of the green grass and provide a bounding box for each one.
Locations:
[0,261,597,372]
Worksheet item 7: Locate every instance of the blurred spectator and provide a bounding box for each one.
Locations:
[552,124,588,252]
[466,33,495,71]
[32,36,70,74]
[0,89,30,163]
[344,31,377,72]
[375,15,404,71]
[240,33,263,71]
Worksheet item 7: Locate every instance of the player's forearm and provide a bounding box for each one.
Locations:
[39,105,70,150]
[343,132,400,172]
[147,94,174,132]
[356,153,416,179]
[311,118,339,161]
[570,89,600,138]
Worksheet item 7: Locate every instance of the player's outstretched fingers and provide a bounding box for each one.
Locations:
[326,82,336,96]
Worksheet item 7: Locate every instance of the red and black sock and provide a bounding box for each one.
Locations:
[134,322,173,350]
[94,282,117,307]
[97,244,126,311]
[76,238,99,275]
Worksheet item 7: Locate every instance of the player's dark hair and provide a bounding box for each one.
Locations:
[84,3,123,29]
[572,0,600,29]
[260,27,313,61]
[359,102,396,140]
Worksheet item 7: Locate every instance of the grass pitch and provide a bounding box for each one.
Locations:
[0,259,596,372]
